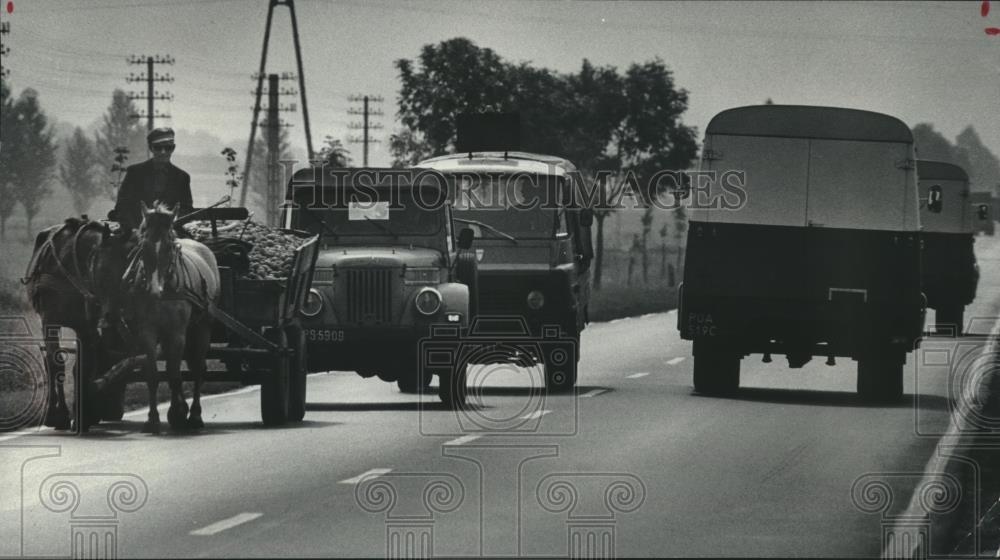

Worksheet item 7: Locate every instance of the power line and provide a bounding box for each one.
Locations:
[346,94,383,167]
[240,0,315,208]
[126,54,175,131]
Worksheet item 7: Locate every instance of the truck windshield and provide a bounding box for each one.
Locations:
[292,189,443,237]
[452,173,566,239]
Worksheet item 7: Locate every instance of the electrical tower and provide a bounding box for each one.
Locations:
[253,73,297,226]
[240,0,315,208]
[347,95,383,167]
[0,19,11,79]
[126,54,174,131]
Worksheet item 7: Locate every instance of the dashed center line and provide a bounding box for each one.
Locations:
[339,468,393,485]
[626,372,649,379]
[190,512,262,536]
[581,389,608,398]
[665,357,686,366]
[521,409,552,420]
[444,434,482,446]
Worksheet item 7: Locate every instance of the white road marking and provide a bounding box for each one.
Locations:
[520,409,551,420]
[626,372,649,379]
[580,389,607,398]
[339,468,393,485]
[665,357,686,366]
[190,512,262,536]
[443,434,482,446]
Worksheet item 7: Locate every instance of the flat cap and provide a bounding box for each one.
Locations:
[147,127,175,145]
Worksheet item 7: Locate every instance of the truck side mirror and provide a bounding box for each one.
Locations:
[927,185,943,213]
[978,204,990,221]
[579,208,594,228]
[457,227,475,250]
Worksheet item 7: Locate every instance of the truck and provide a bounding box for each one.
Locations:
[415,151,594,392]
[678,105,926,401]
[917,160,978,335]
[285,167,477,407]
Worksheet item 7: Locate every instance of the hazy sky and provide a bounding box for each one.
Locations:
[3,0,999,174]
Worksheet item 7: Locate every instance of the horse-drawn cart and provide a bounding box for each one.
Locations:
[94,207,319,427]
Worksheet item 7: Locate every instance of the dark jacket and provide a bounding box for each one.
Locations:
[112,159,193,230]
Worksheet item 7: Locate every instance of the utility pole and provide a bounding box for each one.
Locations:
[249,72,296,224]
[126,54,174,131]
[0,18,11,80]
[347,94,383,167]
[267,74,279,227]
[240,0,315,208]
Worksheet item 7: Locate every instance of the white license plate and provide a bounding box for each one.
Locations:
[306,329,345,342]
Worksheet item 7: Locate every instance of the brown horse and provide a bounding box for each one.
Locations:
[123,201,219,433]
[23,219,133,432]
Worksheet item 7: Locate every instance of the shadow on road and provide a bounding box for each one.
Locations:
[696,387,951,411]
[69,418,341,438]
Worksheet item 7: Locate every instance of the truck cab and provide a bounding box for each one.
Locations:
[679,105,925,401]
[969,191,995,236]
[415,152,594,392]
[917,160,978,334]
[286,168,477,404]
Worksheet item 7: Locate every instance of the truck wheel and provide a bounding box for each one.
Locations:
[260,328,290,426]
[544,343,578,393]
[286,326,307,422]
[456,250,479,319]
[857,353,904,402]
[397,369,431,393]
[438,365,468,409]
[692,340,740,395]
[936,305,965,336]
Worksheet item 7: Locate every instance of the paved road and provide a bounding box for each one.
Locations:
[4,237,1000,558]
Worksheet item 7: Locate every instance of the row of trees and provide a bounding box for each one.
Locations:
[389,38,700,289]
[1,75,354,240]
[911,123,1000,192]
[1,79,56,240]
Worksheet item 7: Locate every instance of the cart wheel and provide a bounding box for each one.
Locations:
[260,328,289,426]
[286,326,307,422]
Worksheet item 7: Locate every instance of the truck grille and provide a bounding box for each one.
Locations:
[345,269,393,324]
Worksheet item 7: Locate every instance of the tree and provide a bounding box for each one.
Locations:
[94,89,146,201]
[956,126,1000,193]
[393,40,699,289]
[0,77,16,240]
[245,126,294,217]
[396,38,511,156]
[317,135,352,167]
[911,123,973,173]
[10,88,57,239]
[389,129,433,168]
[60,127,101,215]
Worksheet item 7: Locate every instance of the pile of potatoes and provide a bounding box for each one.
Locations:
[184,220,303,280]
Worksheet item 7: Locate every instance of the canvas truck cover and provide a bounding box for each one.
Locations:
[691,105,920,233]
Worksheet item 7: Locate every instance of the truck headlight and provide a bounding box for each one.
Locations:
[414,287,442,316]
[301,288,324,317]
[526,290,545,310]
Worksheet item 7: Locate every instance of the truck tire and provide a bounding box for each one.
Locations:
[286,326,307,422]
[437,365,468,409]
[455,250,479,320]
[260,328,290,426]
[692,340,740,395]
[857,353,904,402]
[936,305,965,336]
